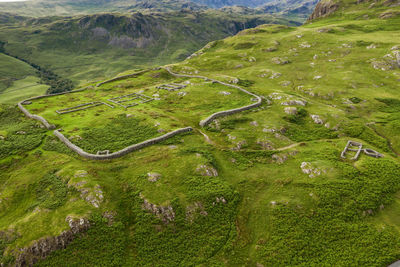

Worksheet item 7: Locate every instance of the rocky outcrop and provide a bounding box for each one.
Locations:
[142,198,175,224]
[15,217,90,267]
[186,202,208,223]
[308,0,340,21]
[196,165,219,177]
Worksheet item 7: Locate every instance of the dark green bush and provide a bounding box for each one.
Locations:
[237,79,255,87]
[35,171,68,210]
[256,158,400,266]
[74,114,159,153]
[376,98,400,113]
[234,42,256,50]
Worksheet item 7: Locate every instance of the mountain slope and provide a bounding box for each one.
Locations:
[0,11,294,90]
[261,0,319,20]
[0,0,206,16]
[1,0,400,266]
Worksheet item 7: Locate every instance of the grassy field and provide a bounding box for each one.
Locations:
[25,69,252,153]
[0,76,49,104]
[0,53,49,104]
[1,0,400,266]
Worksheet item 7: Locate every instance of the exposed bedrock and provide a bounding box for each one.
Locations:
[14,217,90,267]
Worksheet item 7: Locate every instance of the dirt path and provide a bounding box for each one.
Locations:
[276,143,301,151]
[198,129,216,146]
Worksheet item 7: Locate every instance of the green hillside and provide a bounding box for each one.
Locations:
[1,0,400,266]
[0,10,294,93]
[0,53,49,104]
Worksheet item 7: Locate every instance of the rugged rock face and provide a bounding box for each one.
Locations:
[308,0,340,20]
[14,217,90,266]
[141,197,175,224]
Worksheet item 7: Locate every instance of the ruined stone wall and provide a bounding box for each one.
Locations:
[164,67,263,127]
[54,127,193,160]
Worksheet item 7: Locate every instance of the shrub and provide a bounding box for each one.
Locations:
[237,79,255,87]
[35,171,68,210]
[74,115,159,153]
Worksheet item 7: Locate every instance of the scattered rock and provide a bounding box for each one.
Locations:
[219,91,231,96]
[227,134,237,141]
[214,196,227,205]
[380,10,400,19]
[257,139,274,150]
[70,178,103,208]
[263,47,277,52]
[235,64,244,69]
[177,91,187,96]
[126,113,133,118]
[0,135,4,141]
[281,100,307,106]
[74,170,88,178]
[16,131,26,135]
[272,154,288,164]
[248,56,257,62]
[147,172,162,182]
[102,211,116,225]
[299,42,311,48]
[70,135,82,141]
[142,197,175,223]
[367,44,377,49]
[186,202,207,223]
[311,115,324,124]
[271,57,290,65]
[280,81,292,87]
[263,127,276,133]
[269,92,286,100]
[232,140,247,151]
[300,162,324,178]
[250,121,259,127]
[313,75,323,80]
[196,165,218,177]
[284,107,298,115]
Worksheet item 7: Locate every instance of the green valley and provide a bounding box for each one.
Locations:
[1,0,400,266]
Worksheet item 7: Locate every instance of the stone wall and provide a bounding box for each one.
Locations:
[17,87,89,130]
[18,66,260,160]
[164,67,263,127]
[54,127,193,160]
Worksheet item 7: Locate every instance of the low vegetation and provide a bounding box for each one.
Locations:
[1,0,400,265]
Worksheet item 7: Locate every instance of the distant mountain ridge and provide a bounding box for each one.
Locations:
[190,0,272,8]
[0,0,319,18]
[0,10,295,85]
